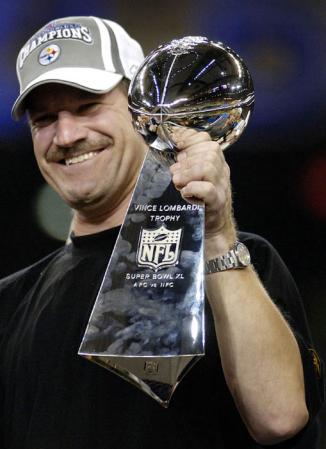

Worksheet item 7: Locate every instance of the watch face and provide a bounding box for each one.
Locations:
[235,242,251,266]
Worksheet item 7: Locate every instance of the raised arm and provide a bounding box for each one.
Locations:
[170,127,309,445]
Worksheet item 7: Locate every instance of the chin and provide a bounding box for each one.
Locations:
[64,192,96,208]
[68,193,107,213]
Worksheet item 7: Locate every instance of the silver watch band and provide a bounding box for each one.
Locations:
[205,241,250,274]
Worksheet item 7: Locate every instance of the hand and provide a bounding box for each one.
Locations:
[170,127,236,254]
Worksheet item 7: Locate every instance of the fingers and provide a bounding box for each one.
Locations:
[169,126,234,238]
[172,128,214,153]
[170,155,227,190]
[170,130,228,191]
[180,180,229,210]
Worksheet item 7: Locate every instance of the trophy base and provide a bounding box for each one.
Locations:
[81,353,203,407]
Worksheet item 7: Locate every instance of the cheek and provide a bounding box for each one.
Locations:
[32,146,45,173]
[32,128,53,163]
[32,137,57,187]
[95,105,133,133]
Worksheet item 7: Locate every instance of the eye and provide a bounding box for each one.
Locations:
[30,114,57,128]
[78,102,101,115]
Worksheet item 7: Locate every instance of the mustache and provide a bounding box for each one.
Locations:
[48,136,113,162]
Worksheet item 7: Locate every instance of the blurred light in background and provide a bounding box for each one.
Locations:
[35,184,71,241]
[301,153,326,221]
[202,1,326,129]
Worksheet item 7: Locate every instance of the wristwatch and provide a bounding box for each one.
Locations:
[205,241,251,274]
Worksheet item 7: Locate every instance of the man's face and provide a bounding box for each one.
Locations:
[28,83,148,214]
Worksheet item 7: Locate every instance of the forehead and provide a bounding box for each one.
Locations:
[25,83,112,114]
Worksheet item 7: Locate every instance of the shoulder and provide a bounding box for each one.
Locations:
[238,231,296,292]
[238,231,306,331]
[238,231,283,264]
[0,247,64,328]
[0,248,63,292]
[239,232,325,417]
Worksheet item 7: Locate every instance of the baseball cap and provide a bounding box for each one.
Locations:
[12,16,145,120]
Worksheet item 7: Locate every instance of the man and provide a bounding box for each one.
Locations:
[0,16,324,449]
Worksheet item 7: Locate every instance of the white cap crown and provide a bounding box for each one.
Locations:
[12,16,145,120]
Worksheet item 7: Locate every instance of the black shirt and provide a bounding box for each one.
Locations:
[0,229,324,449]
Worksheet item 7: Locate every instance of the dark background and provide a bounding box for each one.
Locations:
[1,0,325,445]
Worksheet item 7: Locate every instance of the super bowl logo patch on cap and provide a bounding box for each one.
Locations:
[39,44,61,66]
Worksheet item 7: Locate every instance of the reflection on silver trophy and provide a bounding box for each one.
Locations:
[129,36,254,152]
[78,36,254,407]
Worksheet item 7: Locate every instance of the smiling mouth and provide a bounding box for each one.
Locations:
[63,150,103,166]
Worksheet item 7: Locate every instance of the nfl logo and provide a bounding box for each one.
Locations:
[137,225,183,271]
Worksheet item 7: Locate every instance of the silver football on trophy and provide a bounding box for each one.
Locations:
[128,36,254,151]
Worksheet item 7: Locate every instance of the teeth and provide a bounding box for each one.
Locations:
[65,151,99,166]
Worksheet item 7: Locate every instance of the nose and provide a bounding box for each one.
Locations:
[53,111,87,148]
